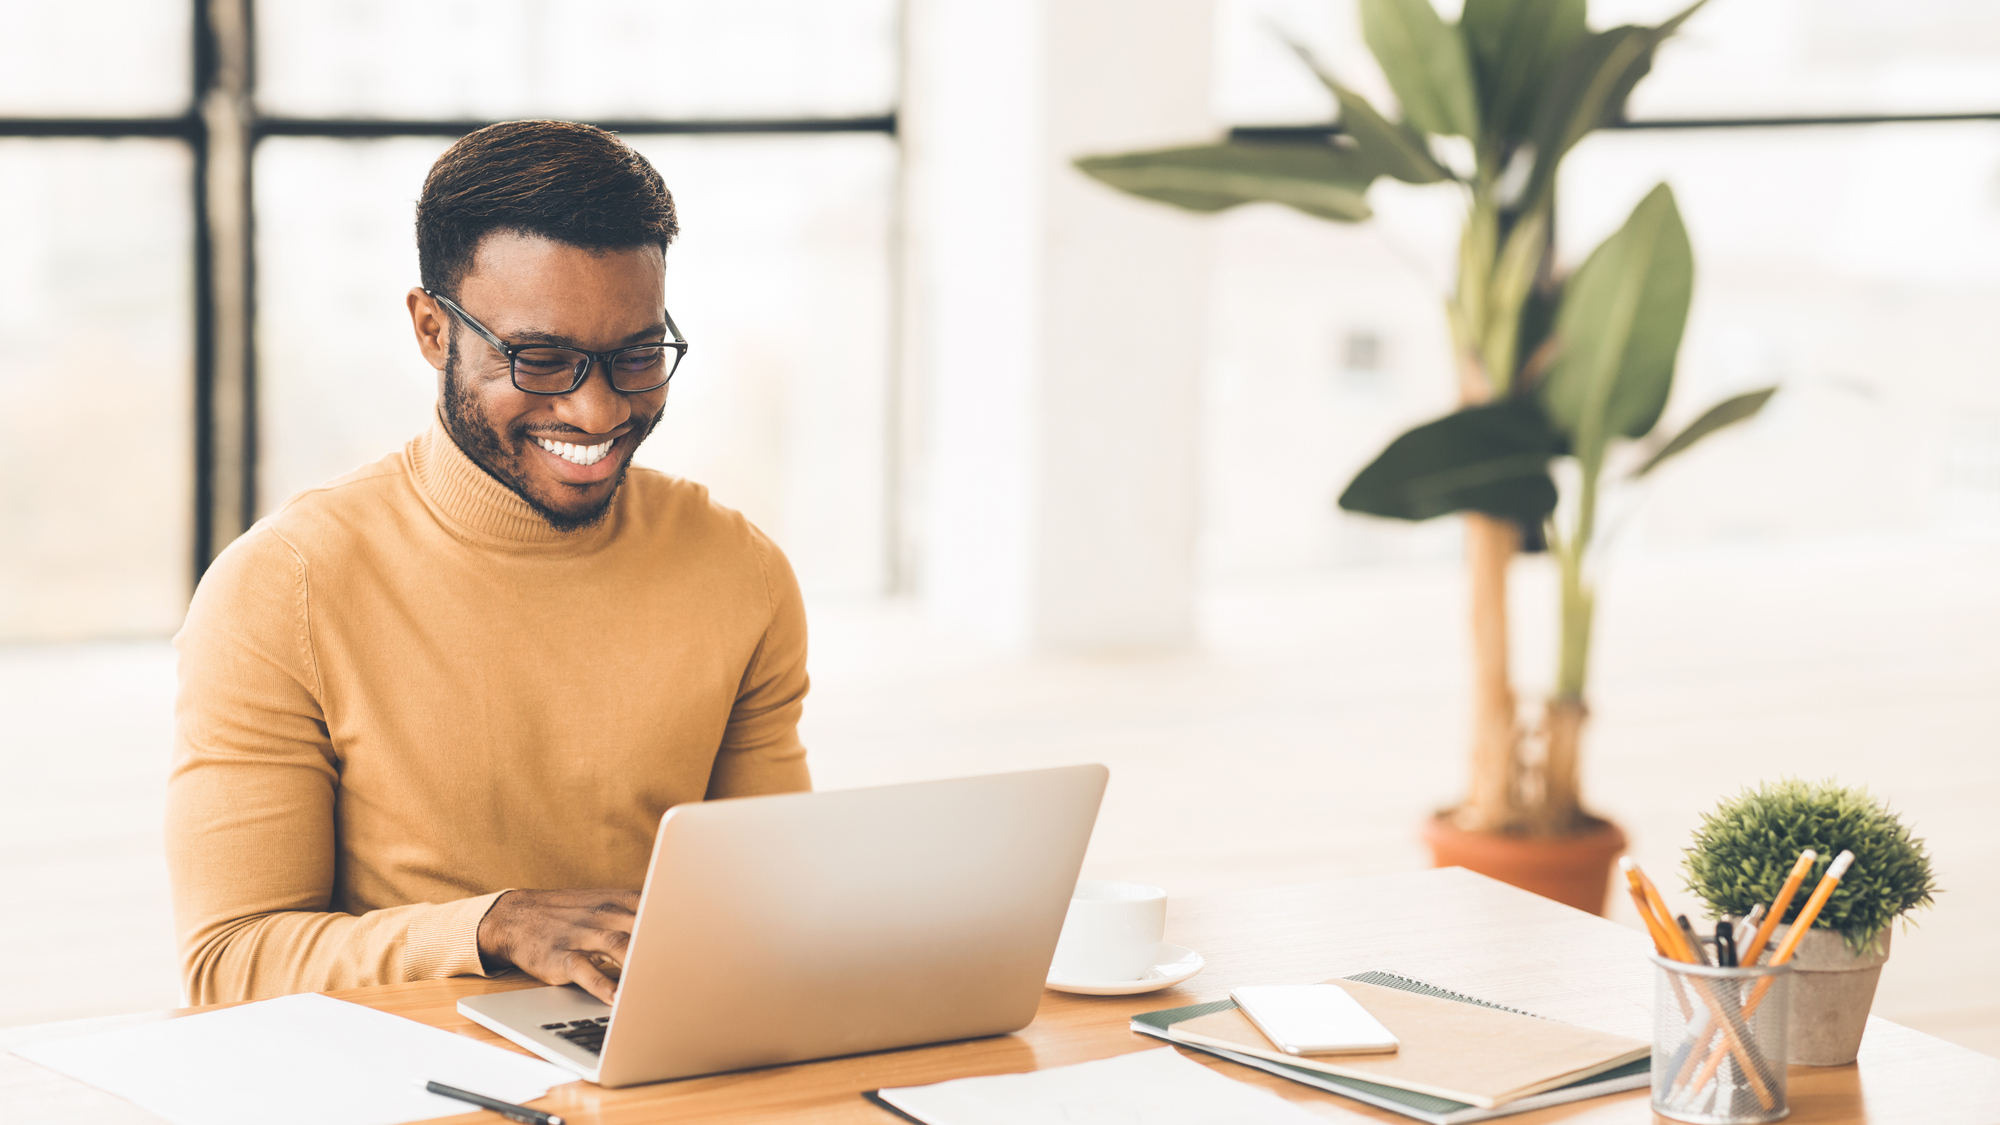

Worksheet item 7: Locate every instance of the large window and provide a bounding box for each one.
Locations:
[0,0,898,644]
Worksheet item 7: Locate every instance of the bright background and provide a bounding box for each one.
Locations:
[3,0,1997,1060]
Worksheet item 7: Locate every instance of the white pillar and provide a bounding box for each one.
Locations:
[903,0,1213,651]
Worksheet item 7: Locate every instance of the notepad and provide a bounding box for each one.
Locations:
[1132,972,1651,1124]
[871,1047,1328,1125]
[10,992,574,1125]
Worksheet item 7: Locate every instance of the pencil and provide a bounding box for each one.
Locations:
[1765,850,1854,967]
[1633,863,1698,963]
[1738,850,1816,966]
[1686,850,1858,1096]
[1619,857,1679,956]
[1623,859,1777,1109]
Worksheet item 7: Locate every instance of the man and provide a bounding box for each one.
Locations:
[166,121,810,1007]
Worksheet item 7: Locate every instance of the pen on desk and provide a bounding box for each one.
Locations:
[426,1080,564,1125]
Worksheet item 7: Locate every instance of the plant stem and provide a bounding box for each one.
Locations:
[1459,511,1523,832]
[1556,457,1600,700]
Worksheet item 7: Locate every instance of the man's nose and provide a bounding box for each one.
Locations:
[552,356,633,434]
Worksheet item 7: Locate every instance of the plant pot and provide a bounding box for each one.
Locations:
[1771,923,1890,1066]
[1420,814,1627,915]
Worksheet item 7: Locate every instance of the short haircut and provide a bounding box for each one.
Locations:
[416,120,678,298]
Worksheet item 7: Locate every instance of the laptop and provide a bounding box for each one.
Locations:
[457,764,1109,1087]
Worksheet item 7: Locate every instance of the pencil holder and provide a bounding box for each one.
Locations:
[1650,954,1792,1124]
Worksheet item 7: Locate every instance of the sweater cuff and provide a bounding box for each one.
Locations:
[402,890,510,981]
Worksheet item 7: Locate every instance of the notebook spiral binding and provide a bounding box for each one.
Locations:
[1345,971,1544,1020]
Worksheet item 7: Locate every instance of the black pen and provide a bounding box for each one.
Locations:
[1675,914,1712,966]
[1715,919,1738,967]
[426,1080,565,1125]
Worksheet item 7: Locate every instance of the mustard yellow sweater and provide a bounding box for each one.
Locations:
[166,421,811,1004]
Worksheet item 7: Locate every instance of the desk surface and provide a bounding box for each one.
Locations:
[7,868,1999,1124]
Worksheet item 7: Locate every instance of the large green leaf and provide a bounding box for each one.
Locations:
[1538,183,1694,463]
[1289,44,1454,184]
[1632,386,1776,477]
[1519,0,1709,211]
[1339,397,1565,524]
[1359,0,1480,139]
[1074,142,1375,222]
[1460,0,1587,147]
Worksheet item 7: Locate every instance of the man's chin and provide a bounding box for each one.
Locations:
[517,471,627,534]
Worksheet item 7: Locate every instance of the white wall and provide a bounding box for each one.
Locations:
[904,0,1215,651]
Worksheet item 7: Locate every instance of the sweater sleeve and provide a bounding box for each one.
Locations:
[165,527,502,1005]
[705,527,813,799]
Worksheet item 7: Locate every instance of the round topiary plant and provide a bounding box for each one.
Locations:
[1683,778,1938,955]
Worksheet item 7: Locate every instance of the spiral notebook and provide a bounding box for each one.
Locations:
[1131,972,1651,1125]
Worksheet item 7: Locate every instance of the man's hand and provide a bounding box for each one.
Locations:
[477,889,639,1004]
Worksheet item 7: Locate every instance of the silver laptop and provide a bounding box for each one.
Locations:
[458,764,1108,1087]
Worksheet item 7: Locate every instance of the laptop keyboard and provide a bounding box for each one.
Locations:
[542,1016,610,1055]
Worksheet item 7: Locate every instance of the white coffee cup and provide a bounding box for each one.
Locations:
[1049,880,1167,982]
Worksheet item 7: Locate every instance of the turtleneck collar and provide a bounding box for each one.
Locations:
[405,413,620,550]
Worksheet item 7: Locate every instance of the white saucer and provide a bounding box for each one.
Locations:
[1045,943,1205,995]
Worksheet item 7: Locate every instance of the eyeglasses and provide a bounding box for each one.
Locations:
[424,288,688,395]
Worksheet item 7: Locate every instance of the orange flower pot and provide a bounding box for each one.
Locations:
[1421,814,1628,915]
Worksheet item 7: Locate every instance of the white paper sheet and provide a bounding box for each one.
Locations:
[11,992,575,1125]
[876,1047,1328,1125]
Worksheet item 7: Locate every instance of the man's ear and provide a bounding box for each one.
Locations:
[407,287,450,372]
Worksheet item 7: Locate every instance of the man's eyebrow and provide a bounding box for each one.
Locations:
[504,321,669,348]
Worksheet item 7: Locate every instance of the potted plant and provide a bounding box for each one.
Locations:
[1078,0,1773,912]
[1683,779,1939,1066]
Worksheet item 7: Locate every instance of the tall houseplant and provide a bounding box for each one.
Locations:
[1078,0,1773,908]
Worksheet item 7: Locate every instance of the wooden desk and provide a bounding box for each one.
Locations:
[7,868,1998,1123]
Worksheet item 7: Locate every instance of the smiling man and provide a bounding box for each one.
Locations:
[166,121,810,1006]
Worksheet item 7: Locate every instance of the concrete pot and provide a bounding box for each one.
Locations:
[1772,923,1890,1066]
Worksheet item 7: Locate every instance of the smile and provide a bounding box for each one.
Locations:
[535,436,616,466]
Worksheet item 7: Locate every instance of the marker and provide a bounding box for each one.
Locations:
[425,1080,564,1125]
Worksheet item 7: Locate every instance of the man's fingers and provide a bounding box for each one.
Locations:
[562,950,619,1005]
[563,918,634,961]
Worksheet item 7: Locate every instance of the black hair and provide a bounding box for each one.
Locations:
[415,120,678,298]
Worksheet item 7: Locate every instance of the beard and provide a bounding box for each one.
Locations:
[440,333,665,534]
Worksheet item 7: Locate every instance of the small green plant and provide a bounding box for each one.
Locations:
[1684,779,1938,954]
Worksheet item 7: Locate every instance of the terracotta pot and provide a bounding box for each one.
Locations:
[1771,923,1890,1066]
[1421,815,1627,915]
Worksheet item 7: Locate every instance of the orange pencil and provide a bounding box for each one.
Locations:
[1625,860,1776,1109]
[1619,857,1680,956]
[1632,862,1698,963]
[1686,850,1857,1097]
[1764,850,1855,969]
[1738,849,1817,966]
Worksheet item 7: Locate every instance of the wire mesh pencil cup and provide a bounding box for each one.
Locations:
[1651,953,1792,1124]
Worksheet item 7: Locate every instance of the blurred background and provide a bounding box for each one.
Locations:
[2,0,1996,1059]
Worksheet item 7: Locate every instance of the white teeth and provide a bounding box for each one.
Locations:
[535,436,614,466]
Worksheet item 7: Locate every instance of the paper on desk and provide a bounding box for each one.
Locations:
[10,992,574,1125]
[875,1047,1327,1125]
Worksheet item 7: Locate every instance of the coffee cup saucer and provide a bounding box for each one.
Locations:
[1045,943,1204,996]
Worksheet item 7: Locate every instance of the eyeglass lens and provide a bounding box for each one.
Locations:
[512,347,677,393]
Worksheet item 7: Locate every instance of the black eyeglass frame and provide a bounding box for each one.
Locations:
[424,288,688,395]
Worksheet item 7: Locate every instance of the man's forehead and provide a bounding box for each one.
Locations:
[464,231,665,289]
